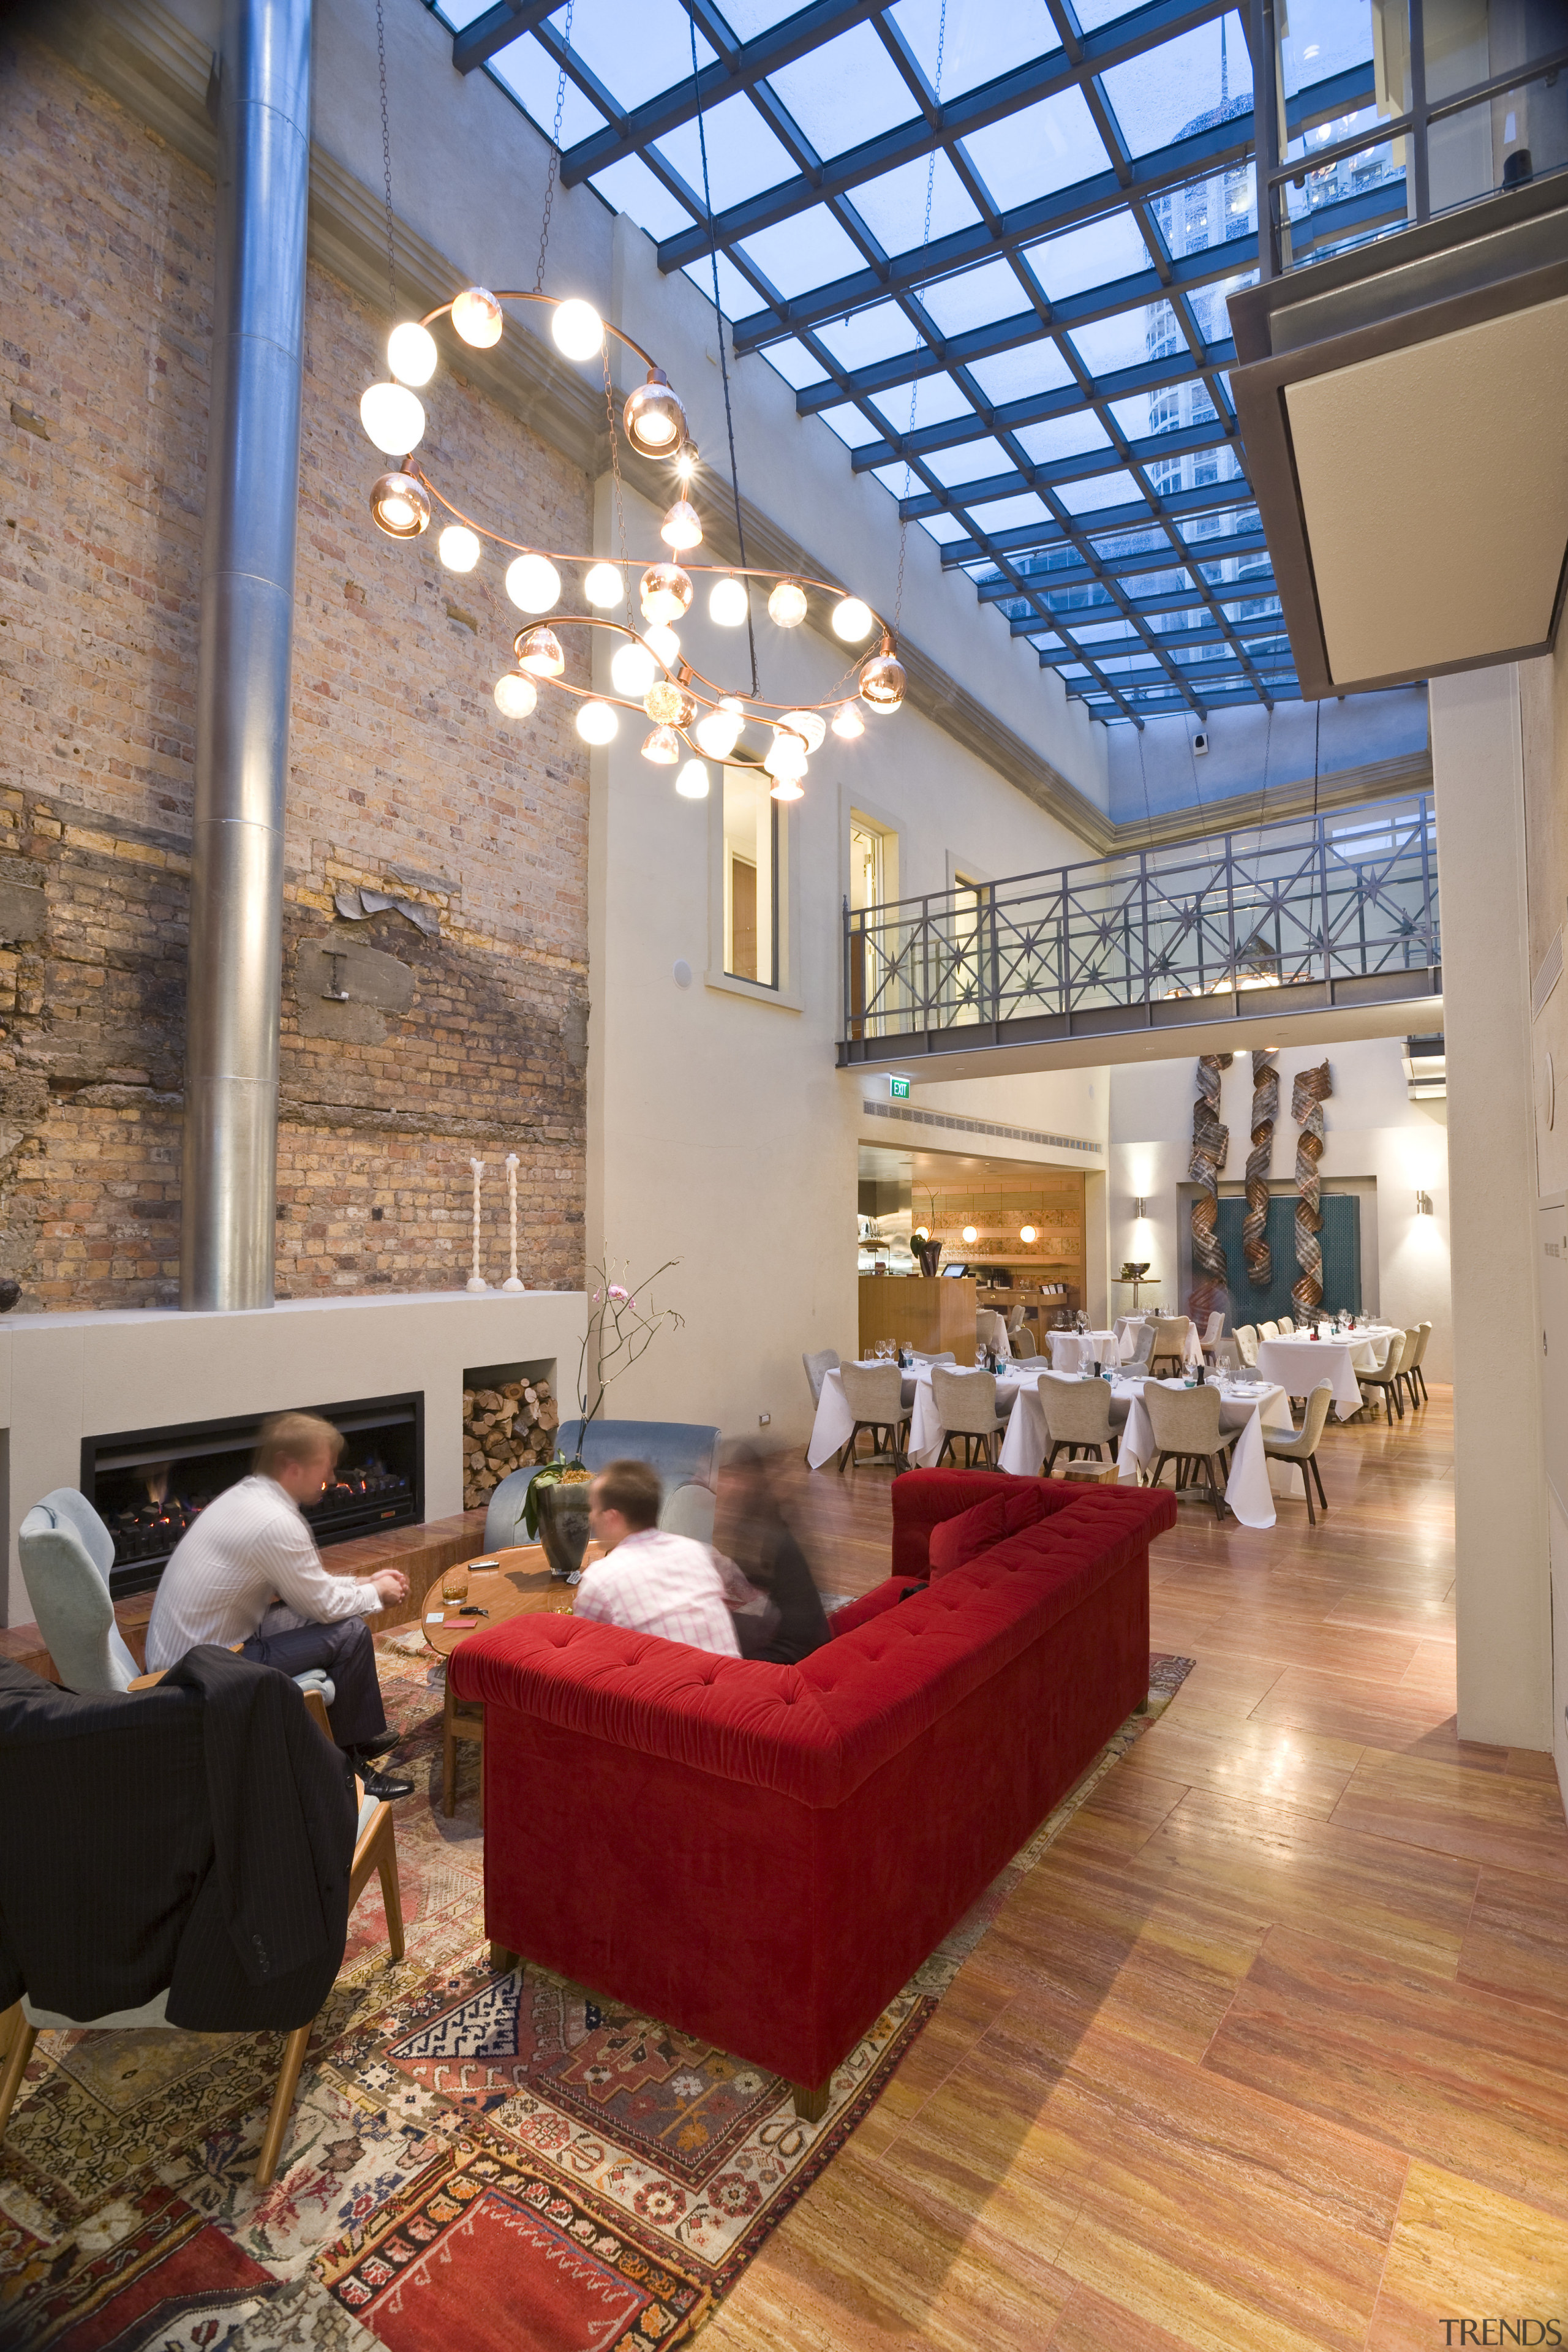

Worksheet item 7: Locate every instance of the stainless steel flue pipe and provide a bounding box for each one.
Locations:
[181,0,312,1309]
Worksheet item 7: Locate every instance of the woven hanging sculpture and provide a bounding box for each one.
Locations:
[1291,1060,1334,1314]
[1188,1052,1233,1325]
[1243,1049,1278,1289]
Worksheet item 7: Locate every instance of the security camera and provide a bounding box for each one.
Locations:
[1193,730,1209,755]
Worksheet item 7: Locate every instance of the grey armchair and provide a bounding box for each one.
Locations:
[18,1489,336,1710]
[1143,1381,1230,1521]
[930,1365,1010,1469]
[1262,1383,1334,1524]
[484,1420,721,1551]
[802,1348,842,1464]
[1041,1378,1117,1476]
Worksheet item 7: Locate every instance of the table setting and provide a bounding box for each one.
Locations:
[1253,1322,1404,1419]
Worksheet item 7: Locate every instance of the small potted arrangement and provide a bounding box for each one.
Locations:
[525,1256,684,1577]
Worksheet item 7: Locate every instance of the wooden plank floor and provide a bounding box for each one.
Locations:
[705,1389,1568,2350]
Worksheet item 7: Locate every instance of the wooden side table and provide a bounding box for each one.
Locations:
[425,1545,595,1819]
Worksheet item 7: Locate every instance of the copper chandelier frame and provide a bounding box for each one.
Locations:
[361,288,909,796]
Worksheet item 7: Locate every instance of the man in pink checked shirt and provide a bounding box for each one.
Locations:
[573,1458,748,1656]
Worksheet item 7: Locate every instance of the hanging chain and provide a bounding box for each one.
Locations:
[534,0,577,295]
[375,0,396,312]
[894,0,947,638]
[690,9,759,698]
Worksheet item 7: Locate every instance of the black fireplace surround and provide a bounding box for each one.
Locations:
[83,1393,424,1599]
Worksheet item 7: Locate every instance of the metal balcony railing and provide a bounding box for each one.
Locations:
[840,797,1440,1067]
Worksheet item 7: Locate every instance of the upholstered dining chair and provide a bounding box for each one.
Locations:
[1012,1325,1038,1359]
[0,1672,404,2189]
[930,1365,1011,1469]
[1041,1378,1118,1476]
[1262,1382,1335,1525]
[802,1349,841,1463]
[1200,1310,1225,1360]
[1357,1329,1414,1423]
[1234,1324,1259,1366]
[1258,1320,1281,1342]
[835,1361,909,1473]
[1397,1326,1425,1413]
[912,1350,957,1365]
[1276,1315,1294,1335]
[1143,1381,1230,1521]
[18,1490,335,1713]
[1128,1321,1157,1370]
[1406,1320,1433,1404]
[1212,1336,1243,1373]
[1148,1316,1191,1378]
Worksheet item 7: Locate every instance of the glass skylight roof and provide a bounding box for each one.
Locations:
[423,0,1415,722]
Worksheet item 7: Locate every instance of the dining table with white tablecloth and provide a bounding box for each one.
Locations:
[1254,1329,1399,1419]
[1116,1374,1295,1528]
[1046,1329,1118,1374]
[805,1362,919,1469]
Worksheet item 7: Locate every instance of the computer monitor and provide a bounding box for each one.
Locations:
[941,1263,968,1276]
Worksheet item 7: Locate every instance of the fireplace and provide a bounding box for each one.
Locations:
[81,1392,424,1599]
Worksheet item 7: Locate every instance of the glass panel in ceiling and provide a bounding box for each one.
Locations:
[816,403,886,449]
[654,96,797,210]
[680,250,758,317]
[712,0,812,31]
[963,342,1076,405]
[918,512,971,542]
[816,303,925,369]
[867,371,976,429]
[1068,304,1185,378]
[766,22,923,156]
[1099,16,1253,159]
[1028,211,1155,300]
[889,0,1065,99]
[922,435,1011,487]
[1279,0,1381,105]
[489,44,606,146]
[916,257,1033,337]
[1057,470,1145,516]
[850,152,983,254]
[739,206,870,298]
[1013,413,1114,464]
[966,492,1054,533]
[957,87,1107,209]
[763,338,831,389]
[590,154,695,241]
[566,0,716,110]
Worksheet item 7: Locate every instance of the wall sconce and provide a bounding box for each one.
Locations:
[1415,1190,1433,1215]
[1134,1197,1148,1219]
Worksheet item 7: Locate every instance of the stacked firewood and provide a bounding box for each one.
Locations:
[461,1378,560,1512]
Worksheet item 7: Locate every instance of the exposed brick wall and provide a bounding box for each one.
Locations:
[0,34,589,1307]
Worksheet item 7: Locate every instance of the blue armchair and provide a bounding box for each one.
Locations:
[483,1420,722,1552]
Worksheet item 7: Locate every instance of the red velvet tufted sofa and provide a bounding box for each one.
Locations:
[450,1469,1176,2112]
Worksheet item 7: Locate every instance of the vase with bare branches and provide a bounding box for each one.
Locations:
[524,1256,684,1574]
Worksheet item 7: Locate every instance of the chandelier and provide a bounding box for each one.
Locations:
[360,289,907,801]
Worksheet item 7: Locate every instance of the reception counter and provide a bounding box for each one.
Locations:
[859,1275,977,1360]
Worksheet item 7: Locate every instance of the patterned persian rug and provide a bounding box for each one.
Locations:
[0,1639,1193,2350]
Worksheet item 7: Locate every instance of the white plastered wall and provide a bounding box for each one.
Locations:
[1106,1041,1452,1377]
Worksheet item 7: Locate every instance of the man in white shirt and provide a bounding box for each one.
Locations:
[573,1459,741,1655]
[146,1412,412,1797]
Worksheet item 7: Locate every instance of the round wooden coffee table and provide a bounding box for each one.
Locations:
[426,1544,598,1818]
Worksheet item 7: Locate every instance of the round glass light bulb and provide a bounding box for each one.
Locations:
[369,470,430,539]
[858,650,907,714]
[764,729,808,782]
[551,298,603,361]
[438,524,481,572]
[777,708,826,753]
[831,701,865,740]
[494,673,538,719]
[675,759,710,800]
[674,440,699,480]
[768,579,809,628]
[515,626,564,678]
[624,368,688,455]
[659,498,703,552]
[451,286,503,347]
[360,381,426,456]
[962,1224,978,1245]
[643,622,682,666]
[610,639,658,698]
[1020,1225,1036,1243]
[769,775,804,802]
[695,704,743,759]
[831,595,875,643]
[576,698,619,745]
[387,320,438,387]
[709,574,748,627]
[639,563,693,625]
[641,725,681,765]
[584,562,624,609]
[505,553,562,612]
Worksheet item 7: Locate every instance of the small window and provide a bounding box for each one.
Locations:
[723,766,777,988]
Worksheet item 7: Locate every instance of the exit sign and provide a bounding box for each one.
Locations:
[889,1076,911,1100]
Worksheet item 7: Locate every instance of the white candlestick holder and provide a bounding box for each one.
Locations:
[466,1158,488,1292]
[502,1152,525,1291]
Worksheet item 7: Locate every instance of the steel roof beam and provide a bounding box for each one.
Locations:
[451,0,563,75]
